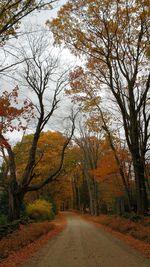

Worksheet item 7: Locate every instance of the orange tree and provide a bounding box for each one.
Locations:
[91,138,133,213]
[49,0,150,214]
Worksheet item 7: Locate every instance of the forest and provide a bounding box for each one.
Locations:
[0,0,149,230]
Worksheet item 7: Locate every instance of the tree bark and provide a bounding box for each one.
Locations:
[132,157,148,214]
[8,186,24,221]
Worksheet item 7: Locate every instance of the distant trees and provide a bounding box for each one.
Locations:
[64,128,133,216]
[50,0,150,214]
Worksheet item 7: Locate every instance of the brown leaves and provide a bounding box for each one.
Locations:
[83,214,150,259]
[0,222,54,260]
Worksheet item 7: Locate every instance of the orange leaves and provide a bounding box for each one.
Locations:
[115,191,125,197]
[0,87,34,147]
[91,149,119,182]
[69,66,84,81]
[67,66,101,112]
[89,138,128,204]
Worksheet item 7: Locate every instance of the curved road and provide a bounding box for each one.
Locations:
[24,212,150,267]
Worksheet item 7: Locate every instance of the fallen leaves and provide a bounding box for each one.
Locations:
[82,214,150,259]
[0,214,66,267]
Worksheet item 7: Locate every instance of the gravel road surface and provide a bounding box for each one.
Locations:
[24,212,150,267]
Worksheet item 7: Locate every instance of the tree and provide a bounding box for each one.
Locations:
[49,0,150,214]
[0,33,76,221]
[91,138,133,214]
[0,0,58,74]
[67,67,135,211]
[74,118,104,215]
[13,131,73,210]
[0,0,57,45]
[14,131,69,183]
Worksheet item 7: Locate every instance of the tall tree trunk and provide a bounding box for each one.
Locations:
[133,157,148,214]
[77,186,81,211]
[8,187,24,221]
[71,177,77,210]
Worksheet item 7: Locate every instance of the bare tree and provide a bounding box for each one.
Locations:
[75,118,103,215]
[0,0,58,75]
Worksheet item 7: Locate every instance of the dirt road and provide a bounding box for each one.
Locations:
[24,212,150,267]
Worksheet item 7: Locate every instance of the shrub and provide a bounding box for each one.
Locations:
[0,192,8,216]
[41,195,58,215]
[0,214,7,226]
[26,199,54,221]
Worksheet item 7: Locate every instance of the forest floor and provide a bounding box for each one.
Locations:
[0,212,150,267]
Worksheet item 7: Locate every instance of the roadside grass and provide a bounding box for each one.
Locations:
[0,221,54,260]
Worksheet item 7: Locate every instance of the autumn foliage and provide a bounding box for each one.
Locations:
[0,87,33,146]
[26,199,54,221]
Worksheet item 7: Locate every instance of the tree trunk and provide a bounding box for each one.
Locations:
[77,186,81,211]
[133,158,148,214]
[8,186,24,221]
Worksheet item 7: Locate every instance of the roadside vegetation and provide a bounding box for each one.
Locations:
[0,221,54,260]
[85,214,150,244]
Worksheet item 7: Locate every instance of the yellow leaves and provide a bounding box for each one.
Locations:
[14,131,66,183]
[26,199,52,220]
[49,0,149,63]
[82,96,100,112]
[108,20,118,34]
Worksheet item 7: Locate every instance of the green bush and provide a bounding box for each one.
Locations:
[41,195,58,215]
[0,192,8,216]
[48,210,55,220]
[26,199,54,221]
[52,202,58,215]
[0,214,7,225]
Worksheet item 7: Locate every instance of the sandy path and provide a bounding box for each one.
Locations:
[24,212,150,267]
